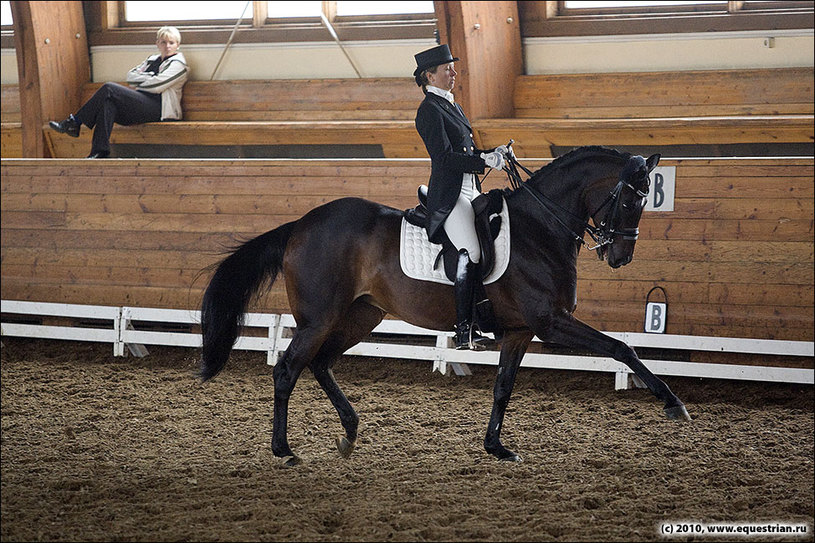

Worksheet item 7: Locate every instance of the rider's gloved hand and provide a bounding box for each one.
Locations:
[493,144,509,157]
[481,150,506,170]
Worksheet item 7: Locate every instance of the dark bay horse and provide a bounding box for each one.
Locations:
[200,145,691,465]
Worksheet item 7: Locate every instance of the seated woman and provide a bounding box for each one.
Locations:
[49,26,189,158]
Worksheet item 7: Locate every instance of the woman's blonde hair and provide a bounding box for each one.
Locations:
[156,26,181,44]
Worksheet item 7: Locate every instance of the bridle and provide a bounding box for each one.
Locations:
[503,146,649,253]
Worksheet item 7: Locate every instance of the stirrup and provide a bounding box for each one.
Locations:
[468,325,493,351]
[455,322,492,351]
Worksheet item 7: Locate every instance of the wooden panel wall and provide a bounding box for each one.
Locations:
[79,79,421,122]
[1,85,22,123]
[1,158,812,343]
[10,1,90,157]
[513,68,815,119]
[1,84,22,158]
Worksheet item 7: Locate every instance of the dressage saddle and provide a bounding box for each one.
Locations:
[404,185,504,280]
[403,186,504,334]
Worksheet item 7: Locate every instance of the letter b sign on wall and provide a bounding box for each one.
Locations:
[645,166,675,212]
[644,286,668,334]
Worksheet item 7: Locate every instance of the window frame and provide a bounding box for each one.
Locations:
[90,1,436,46]
[559,1,732,17]
[6,1,811,49]
[558,0,814,16]
[520,0,814,37]
[1,0,13,48]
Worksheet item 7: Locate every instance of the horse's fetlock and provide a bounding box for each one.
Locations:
[272,443,293,458]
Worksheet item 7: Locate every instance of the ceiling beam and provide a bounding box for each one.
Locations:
[434,1,523,121]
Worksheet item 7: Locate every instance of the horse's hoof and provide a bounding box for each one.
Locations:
[500,454,522,463]
[664,404,692,421]
[282,455,302,467]
[488,447,522,462]
[336,436,355,458]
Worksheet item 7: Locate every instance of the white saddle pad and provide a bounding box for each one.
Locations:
[399,199,510,285]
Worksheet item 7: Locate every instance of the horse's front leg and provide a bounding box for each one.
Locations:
[543,311,691,421]
[484,329,534,461]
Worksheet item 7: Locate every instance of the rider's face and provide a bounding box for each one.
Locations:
[427,62,456,92]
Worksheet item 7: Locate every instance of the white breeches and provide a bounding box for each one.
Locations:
[443,173,481,263]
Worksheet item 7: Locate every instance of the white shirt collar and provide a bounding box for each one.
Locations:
[426,85,455,104]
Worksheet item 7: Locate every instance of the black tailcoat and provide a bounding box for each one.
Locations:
[414,92,487,244]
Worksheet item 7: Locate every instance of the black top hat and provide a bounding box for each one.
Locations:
[413,44,459,78]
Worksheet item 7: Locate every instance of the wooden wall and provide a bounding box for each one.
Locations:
[1,84,22,158]
[10,1,91,157]
[2,157,812,344]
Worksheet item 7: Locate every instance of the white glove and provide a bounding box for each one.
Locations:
[480,150,505,170]
[493,144,509,156]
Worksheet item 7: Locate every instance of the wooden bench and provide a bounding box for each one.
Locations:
[1,84,22,158]
[43,78,426,159]
[19,67,815,159]
[2,157,812,343]
[473,67,815,157]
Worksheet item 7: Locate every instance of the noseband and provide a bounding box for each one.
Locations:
[585,178,649,250]
[504,150,648,252]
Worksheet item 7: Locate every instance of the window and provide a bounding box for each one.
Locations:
[519,0,814,37]
[121,1,433,23]
[267,1,322,19]
[560,0,814,15]
[336,1,434,16]
[1,0,13,28]
[561,1,729,14]
[104,1,436,44]
[123,1,253,22]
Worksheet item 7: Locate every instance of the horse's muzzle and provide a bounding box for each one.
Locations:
[609,255,632,269]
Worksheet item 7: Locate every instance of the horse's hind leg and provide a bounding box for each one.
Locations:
[272,325,331,465]
[310,299,385,458]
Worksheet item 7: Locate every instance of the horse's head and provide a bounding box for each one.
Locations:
[588,153,660,268]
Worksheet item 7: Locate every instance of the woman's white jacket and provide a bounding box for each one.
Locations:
[126,52,189,120]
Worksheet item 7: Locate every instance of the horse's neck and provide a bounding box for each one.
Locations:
[529,171,589,224]
[513,159,622,253]
[535,158,622,215]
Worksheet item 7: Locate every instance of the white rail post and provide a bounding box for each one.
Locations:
[267,314,281,366]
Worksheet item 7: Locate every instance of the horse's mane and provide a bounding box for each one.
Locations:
[526,145,631,185]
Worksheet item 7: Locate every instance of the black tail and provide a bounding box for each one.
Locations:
[199,222,295,381]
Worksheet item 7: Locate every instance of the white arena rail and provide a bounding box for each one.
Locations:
[2,300,813,389]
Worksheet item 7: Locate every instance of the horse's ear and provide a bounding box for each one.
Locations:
[646,153,661,172]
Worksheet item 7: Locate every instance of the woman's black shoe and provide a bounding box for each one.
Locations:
[48,114,81,138]
[86,151,110,159]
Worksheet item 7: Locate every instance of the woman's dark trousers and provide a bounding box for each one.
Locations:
[74,82,161,156]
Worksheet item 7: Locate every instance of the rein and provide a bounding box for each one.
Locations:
[503,149,642,252]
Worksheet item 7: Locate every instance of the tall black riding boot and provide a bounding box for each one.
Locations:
[454,249,492,351]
